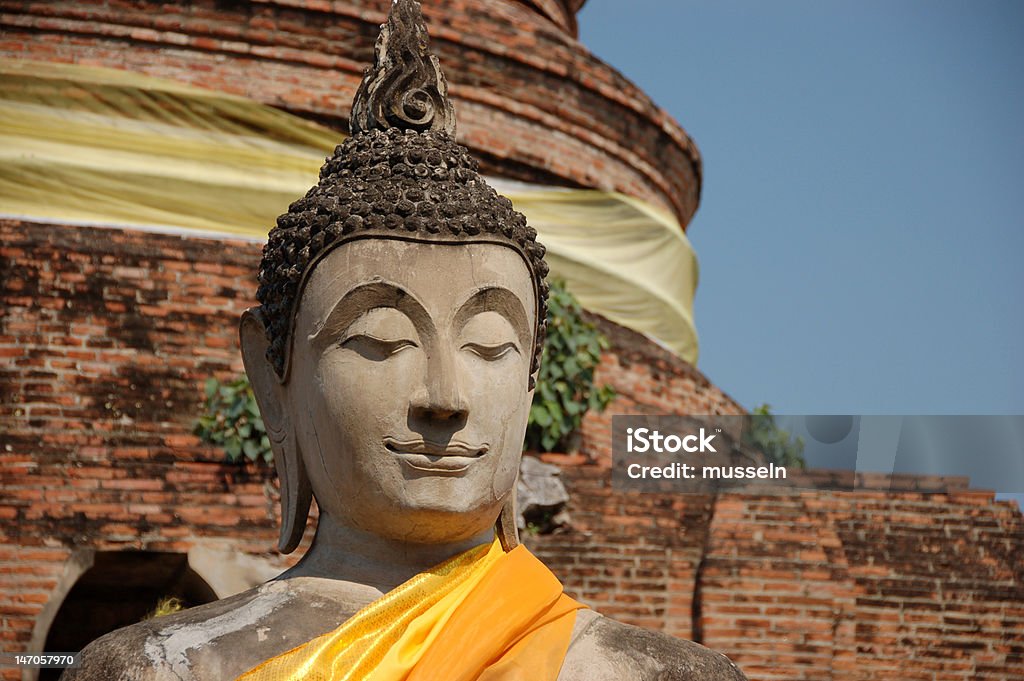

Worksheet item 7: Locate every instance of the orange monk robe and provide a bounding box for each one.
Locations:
[237,540,586,681]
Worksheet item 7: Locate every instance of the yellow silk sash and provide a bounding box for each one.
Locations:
[237,540,585,681]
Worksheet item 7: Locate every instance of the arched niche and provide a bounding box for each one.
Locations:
[35,551,216,681]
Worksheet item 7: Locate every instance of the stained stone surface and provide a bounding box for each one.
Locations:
[517,455,571,530]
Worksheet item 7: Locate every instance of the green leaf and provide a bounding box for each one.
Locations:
[547,400,563,424]
[227,398,245,419]
[530,403,552,427]
[242,439,260,460]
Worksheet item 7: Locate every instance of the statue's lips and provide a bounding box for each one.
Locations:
[383,438,488,473]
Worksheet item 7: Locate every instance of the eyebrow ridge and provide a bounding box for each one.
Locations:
[308,280,430,342]
[454,286,532,348]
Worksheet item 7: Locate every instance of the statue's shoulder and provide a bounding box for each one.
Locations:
[61,577,371,681]
[59,611,164,681]
[560,610,747,681]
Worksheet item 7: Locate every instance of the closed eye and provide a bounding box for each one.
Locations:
[340,334,417,361]
[462,342,519,361]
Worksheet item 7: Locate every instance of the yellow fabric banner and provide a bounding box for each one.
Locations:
[0,59,699,362]
[236,540,584,681]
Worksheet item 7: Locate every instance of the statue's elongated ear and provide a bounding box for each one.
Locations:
[240,309,312,554]
[496,494,520,551]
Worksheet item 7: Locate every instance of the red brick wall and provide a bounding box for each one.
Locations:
[699,490,1023,681]
[0,221,287,680]
[512,0,580,36]
[527,477,1023,680]
[0,0,701,226]
[3,221,1022,680]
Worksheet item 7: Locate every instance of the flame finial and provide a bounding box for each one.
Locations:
[350,0,456,136]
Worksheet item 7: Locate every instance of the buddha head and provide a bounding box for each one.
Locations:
[240,0,549,555]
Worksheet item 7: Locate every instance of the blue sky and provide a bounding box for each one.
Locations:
[577,1,1023,495]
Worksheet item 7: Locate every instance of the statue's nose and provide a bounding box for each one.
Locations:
[409,349,469,423]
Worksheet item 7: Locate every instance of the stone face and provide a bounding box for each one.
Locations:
[246,239,538,551]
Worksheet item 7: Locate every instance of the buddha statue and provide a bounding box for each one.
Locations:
[64,2,747,679]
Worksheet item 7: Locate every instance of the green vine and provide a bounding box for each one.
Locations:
[195,280,614,461]
[193,377,272,464]
[525,279,615,452]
